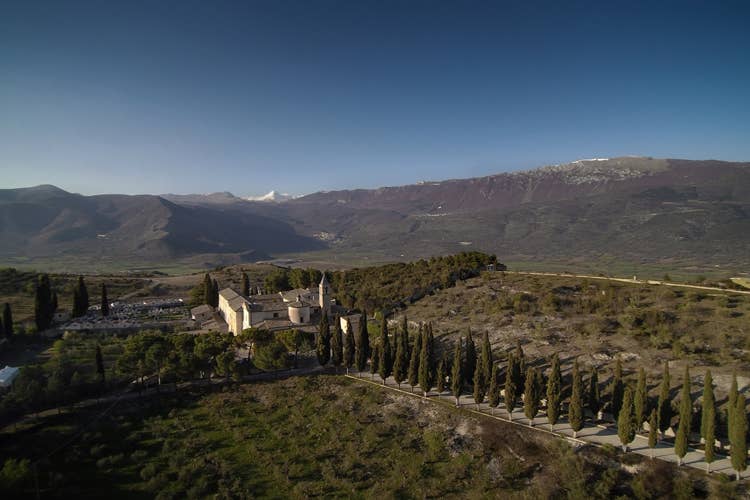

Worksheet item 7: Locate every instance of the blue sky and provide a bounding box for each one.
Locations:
[1,0,749,197]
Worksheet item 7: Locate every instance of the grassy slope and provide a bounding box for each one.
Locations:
[1,375,726,499]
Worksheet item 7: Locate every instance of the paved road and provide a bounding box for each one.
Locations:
[504,271,750,296]
[347,371,749,480]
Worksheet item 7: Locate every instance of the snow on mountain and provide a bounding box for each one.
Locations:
[245,190,295,202]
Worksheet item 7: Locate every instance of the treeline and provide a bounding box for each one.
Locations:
[264,267,325,294]
[317,315,749,479]
[330,252,501,314]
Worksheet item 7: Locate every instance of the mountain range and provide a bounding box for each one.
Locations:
[2,157,749,273]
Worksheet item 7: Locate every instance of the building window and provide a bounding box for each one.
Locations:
[273,313,279,318]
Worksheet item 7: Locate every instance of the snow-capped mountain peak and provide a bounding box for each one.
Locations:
[245,190,295,202]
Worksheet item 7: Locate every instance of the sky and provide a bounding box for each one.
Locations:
[1,0,749,197]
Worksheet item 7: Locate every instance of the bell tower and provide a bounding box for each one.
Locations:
[319,273,330,314]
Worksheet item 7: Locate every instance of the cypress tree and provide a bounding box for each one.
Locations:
[451,341,463,406]
[523,367,542,427]
[51,291,58,312]
[369,344,380,379]
[101,283,109,317]
[657,362,672,439]
[610,356,624,420]
[473,355,486,408]
[569,359,584,438]
[393,329,406,387]
[488,363,500,414]
[617,386,634,452]
[72,288,80,317]
[480,331,493,387]
[728,371,738,436]
[436,356,447,393]
[634,367,647,432]
[515,341,526,389]
[648,409,658,459]
[378,315,392,384]
[418,330,432,397]
[203,274,213,306]
[35,274,54,329]
[588,365,601,419]
[331,315,343,370]
[701,370,716,472]
[354,311,369,372]
[505,352,518,421]
[241,271,250,297]
[407,327,422,392]
[464,328,476,385]
[212,279,219,307]
[77,276,89,313]
[674,366,692,466]
[2,303,13,337]
[343,319,355,374]
[316,313,331,366]
[731,393,747,481]
[546,353,562,431]
[95,344,105,384]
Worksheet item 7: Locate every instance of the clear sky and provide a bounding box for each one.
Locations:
[1,0,749,197]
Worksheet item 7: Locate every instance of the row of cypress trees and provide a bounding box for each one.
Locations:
[203,273,220,308]
[324,314,749,480]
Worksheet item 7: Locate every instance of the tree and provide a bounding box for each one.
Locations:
[316,313,331,366]
[436,356,447,393]
[393,328,407,388]
[451,341,463,406]
[241,271,250,297]
[369,344,380,379]
[95,344,106,384]
[473,356,486,408]
[100,283,110,317]
[505,352,518,421]
[488,363,500,415]
[480,331,493,388]
[34,274,54,329]
[657,362,672,439]
[730,393,747,481]
[343,318,355,374]
[728,370,739,435]
[617,386,635,452]
[418,329,432,397]
[634,367,647,432]
[610,357,624,420]
[648,409,658,459]
[569,359,584,438]
[588,365,601,419]
[407,327,422,392]
[546,353,562,431]
[203,274,213,306]
[72,275,89,317]
[464,328,476,385]
[674,366,691,466]
[354,311,369,372]
[2,303,13,337]
[331,315,343,370]
[51,291,58,312]
[523,367,542,426]
[515,341,526,389]
[378,315,392,384]
[212,279,219,307]
[701,370,716,472]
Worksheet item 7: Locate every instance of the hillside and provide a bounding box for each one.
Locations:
[0,375,717,498]
[0,186,322,271]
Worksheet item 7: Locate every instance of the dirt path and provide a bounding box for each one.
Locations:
[505,271,750,296]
